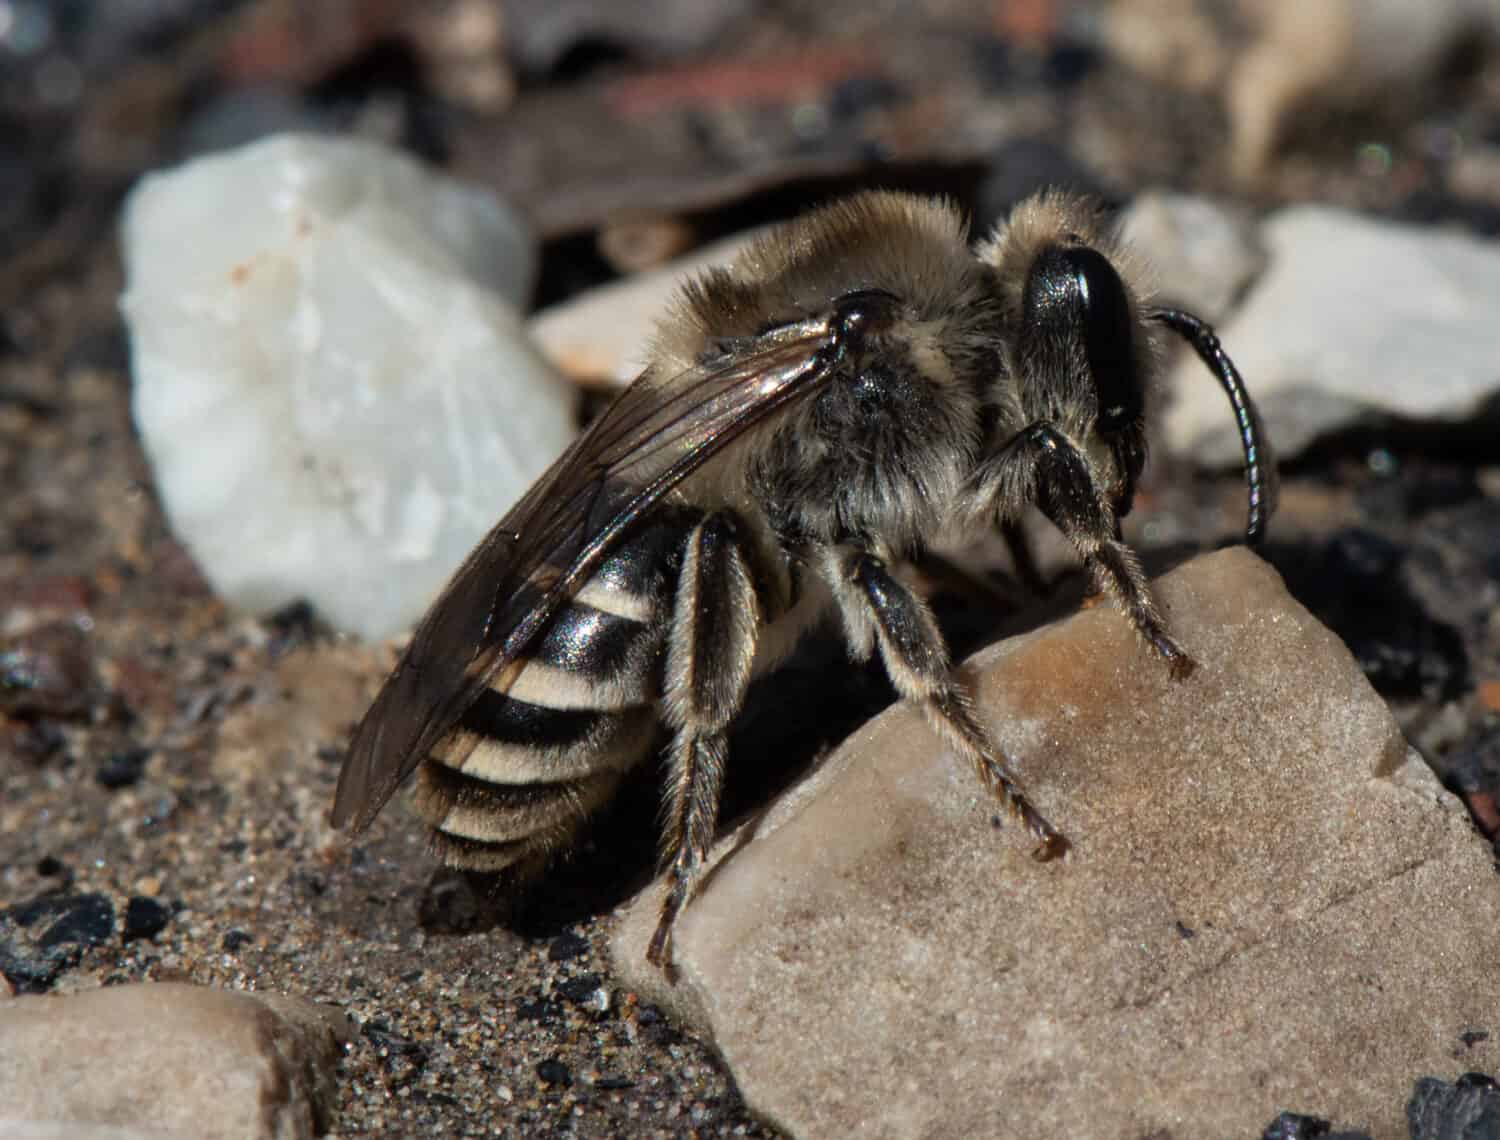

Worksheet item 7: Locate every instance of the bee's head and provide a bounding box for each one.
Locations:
[982,193,1153,516]
[1019,241,1149,510]
[983,190,1275,543]
[1020,244,1142,432]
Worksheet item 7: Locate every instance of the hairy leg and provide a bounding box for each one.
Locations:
[974,423,1195,680]
[648,512,761,968]
[825,546,1067,860]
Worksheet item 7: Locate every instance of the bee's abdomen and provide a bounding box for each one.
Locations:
[414,515,691,874]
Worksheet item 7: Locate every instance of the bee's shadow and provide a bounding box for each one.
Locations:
[491,626,900,940]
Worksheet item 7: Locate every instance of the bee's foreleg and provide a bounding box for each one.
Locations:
[828,547,1068,861]
[647,512,761,970]
[979,423,1195,680]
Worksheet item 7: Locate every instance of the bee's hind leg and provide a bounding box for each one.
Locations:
[647,512,761,971]
[826,546,1068,861]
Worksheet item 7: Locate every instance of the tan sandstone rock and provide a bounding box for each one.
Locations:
[0,983,350,1140]
[612,548,1500,1139]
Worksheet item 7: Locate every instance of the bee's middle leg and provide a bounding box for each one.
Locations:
[828,547,1067,861]
[647,512,761,969]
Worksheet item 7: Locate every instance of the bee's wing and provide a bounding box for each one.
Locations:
[332,315,843,832]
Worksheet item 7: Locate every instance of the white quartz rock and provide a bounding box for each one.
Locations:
[1165,205,1500,465]
[121,134,576,640]
[1118,190,1265,325]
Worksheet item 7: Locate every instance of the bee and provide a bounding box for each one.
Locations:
[333,189,1274,969]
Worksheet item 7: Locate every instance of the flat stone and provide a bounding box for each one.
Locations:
[0,1124,160,1139]
[1165,207,1500,466]
[612,548,1500,1139]
[527,226,770,386]
[0,983,350,1140]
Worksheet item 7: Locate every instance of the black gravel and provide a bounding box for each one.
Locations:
[96,746,151,789]
[1408,1073,1500,1140]
[1262,1112,1338,1140]
[122,896,171,941]
[220,928,252,952]
[35,892,116,951]
[1,891,117,994]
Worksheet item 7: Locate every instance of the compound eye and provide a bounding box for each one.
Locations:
[1023,245,1143,433]
[1068,247,1141,433]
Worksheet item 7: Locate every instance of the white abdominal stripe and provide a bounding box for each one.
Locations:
[415,587,666,870]
[575,579,656,623]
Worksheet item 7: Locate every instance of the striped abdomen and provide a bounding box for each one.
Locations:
[412,514,693,875]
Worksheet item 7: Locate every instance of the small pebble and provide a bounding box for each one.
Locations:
[537,1058,573,1087]
[0,982,350,1135]
[35,855,67,878]
[38,893,115,951]
[221,929,253,952]
[0,622,96,719]
[123,897,171,942]
[361,1019,428,1076]
[557,973,603,1004]
[3,720,66,763]
[547,931,590,962]
[1408,1072,1500,1140]
[1262,1111,1332,1139]
[96,746,151,789]
[0,892,117,993]
[418,869,486,933]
